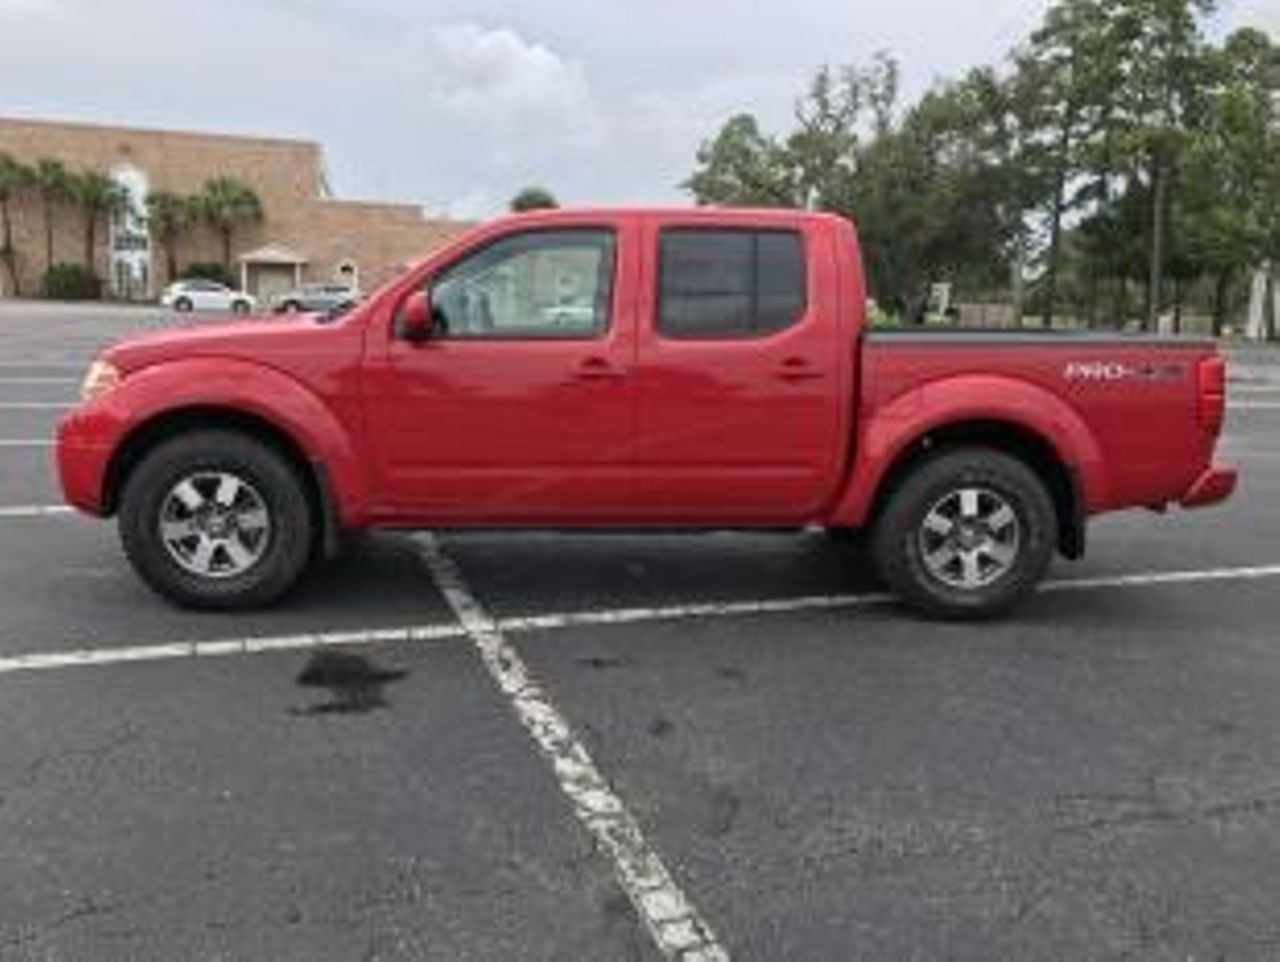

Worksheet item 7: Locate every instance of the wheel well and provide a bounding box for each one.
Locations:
[103,407,331,554]
[870,420,1085,559]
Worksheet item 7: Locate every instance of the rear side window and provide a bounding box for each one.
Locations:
[658,229,806,338]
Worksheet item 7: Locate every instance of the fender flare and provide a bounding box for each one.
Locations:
[100,357,370,526]
[829,374,1109,529]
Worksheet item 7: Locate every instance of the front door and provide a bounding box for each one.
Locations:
[366,225,636,522]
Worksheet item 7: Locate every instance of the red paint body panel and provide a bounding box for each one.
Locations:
[56,208,1234,541]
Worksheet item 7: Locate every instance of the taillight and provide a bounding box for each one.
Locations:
[1197,355,1226,433]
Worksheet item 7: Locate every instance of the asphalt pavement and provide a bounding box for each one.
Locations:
[1,302,1279,961]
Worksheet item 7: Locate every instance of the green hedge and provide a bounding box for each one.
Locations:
[42,263,101,301]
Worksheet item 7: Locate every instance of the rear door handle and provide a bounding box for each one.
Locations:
[571,357,628,381]
[776,358,824,382]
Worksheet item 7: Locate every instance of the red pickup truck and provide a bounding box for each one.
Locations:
[57,208,1236,618]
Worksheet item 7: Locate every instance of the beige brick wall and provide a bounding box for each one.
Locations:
[0,116,473,298]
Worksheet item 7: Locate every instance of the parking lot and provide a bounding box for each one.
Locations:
[2,302,1280,961]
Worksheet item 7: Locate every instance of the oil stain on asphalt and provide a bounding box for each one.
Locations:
[291,650,408,716]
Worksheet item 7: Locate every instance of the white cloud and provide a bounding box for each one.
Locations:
[422,23,592,135]
[0,0,61,15]
[1231,0,1279,35]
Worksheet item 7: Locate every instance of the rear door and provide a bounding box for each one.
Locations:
[634,216,845,522]
[365,219,637,522]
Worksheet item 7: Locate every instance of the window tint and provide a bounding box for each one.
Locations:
[658,229,806,338]
[430,230,615,339]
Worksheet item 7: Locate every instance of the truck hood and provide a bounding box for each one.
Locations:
[102,313,339,374]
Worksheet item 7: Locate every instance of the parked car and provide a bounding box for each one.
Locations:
[273,283,360,314]
[160,279,255,314]
[59,208,1236,617]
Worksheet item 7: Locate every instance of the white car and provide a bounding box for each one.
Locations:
[160,280,256,314]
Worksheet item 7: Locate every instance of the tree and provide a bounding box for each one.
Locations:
[1175,27,1280,333]
[1110,0,1217,329]
[72,170,128,277]
[34,158,73,274]
[684,0,1275,332]
[145,191,195,283]
[0,153,32,296]
[1018,0,1117,325]
[509,186,559,212]
[197,177,263,271]
[683,114,799,207]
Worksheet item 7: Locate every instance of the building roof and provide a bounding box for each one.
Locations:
[238,243,308,265]
[0,114,320,150]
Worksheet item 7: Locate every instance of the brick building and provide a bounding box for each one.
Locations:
[0,116,473,301]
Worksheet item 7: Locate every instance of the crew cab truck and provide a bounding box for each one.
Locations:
[57,208,1237,618]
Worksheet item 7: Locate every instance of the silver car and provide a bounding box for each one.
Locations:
[273,283,360,314]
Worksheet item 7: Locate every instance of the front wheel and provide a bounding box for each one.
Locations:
[119,431,315,609]
[871,448,1056,620]
[231,299,252,315]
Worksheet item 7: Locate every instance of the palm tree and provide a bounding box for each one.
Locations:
[145,191,193,284]
[0,153,33,296]
[197,177,263,272]
[73,170,129,277]
[34,159,73,273]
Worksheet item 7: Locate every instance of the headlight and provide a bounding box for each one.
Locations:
[80,360,122,402]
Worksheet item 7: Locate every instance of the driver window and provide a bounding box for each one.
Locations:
[430,229,615,339]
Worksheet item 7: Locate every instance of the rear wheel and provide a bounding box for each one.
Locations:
[231,299,251,315]
[173,296,193,312]
[871,448,1055,619]
[119,430,315,609]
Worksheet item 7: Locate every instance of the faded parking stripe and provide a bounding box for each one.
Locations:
[0,623,465,676]
[417,533,730,962]
[0,505,75,518]
[0,561,1276,679]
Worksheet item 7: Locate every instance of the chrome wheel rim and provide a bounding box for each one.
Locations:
[917,486,1021,590]
[158,471,272,579]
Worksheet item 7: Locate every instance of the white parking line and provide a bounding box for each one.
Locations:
[416,534,729,962]
[0,561,1276,681]
[0,362,83,370]
[0,623,465,676]
[0,378,78,385]
[501,562,1280,634]
[1230,402,1280,410]
[0,401,74,410]
[0,439,52,447]
[0,505,74,519]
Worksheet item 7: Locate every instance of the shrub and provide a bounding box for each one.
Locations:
[180,262,237,288]
[42,263,101,301]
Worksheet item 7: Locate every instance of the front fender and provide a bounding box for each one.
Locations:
[59,358,369,524]
[829,374,1108,528]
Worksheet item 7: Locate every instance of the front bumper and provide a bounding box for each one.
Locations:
[56,411,117,517]
[1179,463,1238,509]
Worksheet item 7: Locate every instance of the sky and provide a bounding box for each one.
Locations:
[0,0,1274,219]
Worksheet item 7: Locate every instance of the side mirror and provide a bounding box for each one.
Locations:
[398,289,436,341]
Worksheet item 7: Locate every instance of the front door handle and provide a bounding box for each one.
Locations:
[571,357,628,381]
[776,357,824,382]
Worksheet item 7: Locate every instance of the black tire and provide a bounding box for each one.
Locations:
[822,526,863,544]
[173,297,193,312]
[871,448,1056,620]
[282,301,302,313]
[119,430,315,610]
[232,299,251,315]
